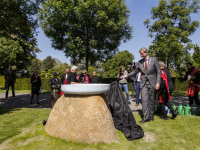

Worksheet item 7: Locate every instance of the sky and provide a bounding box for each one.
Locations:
[35,0,200,64]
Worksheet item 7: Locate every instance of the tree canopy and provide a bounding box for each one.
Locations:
[38,0,133,70]
[0,0,42,74]
[144,0,200,68]
[103,50,134,78]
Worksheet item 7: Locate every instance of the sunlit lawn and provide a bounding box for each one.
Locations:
[0,107,200,150]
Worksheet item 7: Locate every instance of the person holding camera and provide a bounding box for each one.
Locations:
[80,69,90,84]
[117,66,131,104]
[181,62,200,106]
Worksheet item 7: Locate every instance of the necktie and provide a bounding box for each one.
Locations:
[145,59,148,71]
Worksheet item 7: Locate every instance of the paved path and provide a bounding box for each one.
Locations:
[0,92,190,112]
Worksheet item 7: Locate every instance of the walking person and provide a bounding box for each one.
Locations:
[4,67,16,100]
[123,47,161,123]
[50,72,61,107]
[181,62,200,106]
[117,67,131,104]
[158,61,177,120]
[135,72,142,107]
[30,71,42,104]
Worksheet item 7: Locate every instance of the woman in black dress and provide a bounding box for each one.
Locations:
[30,71,42,104]
[158,61,177,120]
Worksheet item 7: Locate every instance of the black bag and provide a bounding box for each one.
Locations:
[106,81,144,140]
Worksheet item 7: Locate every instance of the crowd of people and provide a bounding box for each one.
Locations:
[4,47,200,122]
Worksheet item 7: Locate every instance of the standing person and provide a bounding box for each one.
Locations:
[67,66,82,84]
[60,68,69,95]
[129,66,136,98]
[123,47,161,123]
[30,71,42,104]
[80,69,90,84]
[117,66,131,104]
[50,72,61,107]
[158,61,177,120]
[90,71,101,83]
[61,68,70,84]
[135,72,142,106]
[4,66,16,100]
[181,62,200,106]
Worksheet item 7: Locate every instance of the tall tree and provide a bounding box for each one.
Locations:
[192,44,200,69]
[144,0,200,68]
[42,56,56,73]
[0,0,42,74]
[27,58,42,76]
[38,0,133,70]
[103,50,134,78]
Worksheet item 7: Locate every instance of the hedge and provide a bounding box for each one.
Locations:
[0,77,188,92]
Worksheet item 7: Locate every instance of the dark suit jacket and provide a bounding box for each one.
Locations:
[90,76,101,83]
[127,57,161,89]
[61,74,67,84]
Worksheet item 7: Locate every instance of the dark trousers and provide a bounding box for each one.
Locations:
[189,91,200,106]
[136,82,140,104]
[130,81,136,97]
[5,82,15,98]
[160,92,176,118]
[141,81,155,121]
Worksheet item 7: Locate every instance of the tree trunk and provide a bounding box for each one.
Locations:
[86,51,89,71]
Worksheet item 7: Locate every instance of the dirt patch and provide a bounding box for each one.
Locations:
[142,132,156,142]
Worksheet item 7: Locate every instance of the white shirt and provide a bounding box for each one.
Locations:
[66,74,68,79]
[137,72,141,82]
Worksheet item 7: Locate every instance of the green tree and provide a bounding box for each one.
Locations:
[27,58,42,77]
[144,0,200,68]
[42,56,56,73]
[88,66,96,77]
[38,0,133,70]
[51,59,69,79]
[103,50,134,78]
[0,0,42,73]
[0,37,24,74]
[192,44,200,69]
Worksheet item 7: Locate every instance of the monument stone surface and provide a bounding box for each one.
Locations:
[45,84,118,144]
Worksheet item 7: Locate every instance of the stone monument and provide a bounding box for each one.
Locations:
[45,84,118,144]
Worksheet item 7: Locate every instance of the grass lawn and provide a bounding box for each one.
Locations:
[0,108,200,150]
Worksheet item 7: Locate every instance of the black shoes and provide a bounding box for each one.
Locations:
[140,120,150,123]
[127,102,131,105]
[159,117,169,120]
[171,113,177,119]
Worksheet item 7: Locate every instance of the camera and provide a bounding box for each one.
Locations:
[119,67,123,74]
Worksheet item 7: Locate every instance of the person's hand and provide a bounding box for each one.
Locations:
[120,76,124,79]
[181,76,184,79]
[128,68,130,70]
[155,83,160,90]
[189,80,194,85]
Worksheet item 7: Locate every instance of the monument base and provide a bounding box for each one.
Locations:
[45,94,118,144]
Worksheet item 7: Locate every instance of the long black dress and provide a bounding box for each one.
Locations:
[31,76,41,94]
[106,81,144,141]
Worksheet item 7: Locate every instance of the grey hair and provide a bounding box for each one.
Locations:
[159,61,166,67]
[93,71,96,73]
[53,72,58,75]
[71,66,77,71]
[139,47,148,53]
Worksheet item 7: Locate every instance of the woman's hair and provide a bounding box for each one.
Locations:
[159,61,166,67]
[71,66,77,71]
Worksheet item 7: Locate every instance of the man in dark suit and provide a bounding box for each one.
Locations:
[123,47,161,123]
[90,71,101,83]
[4,66,16,100]
[61,68,70,84]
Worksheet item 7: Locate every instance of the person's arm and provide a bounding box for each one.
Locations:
[182,73,188,81]
[39,77,42,88]
[159,79,166,93]
[126,67,139,77]
[154,58,161,84]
